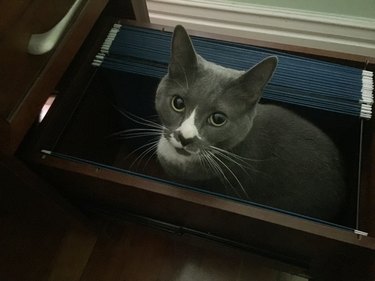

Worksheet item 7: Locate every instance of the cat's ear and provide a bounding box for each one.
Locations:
[168,25,198,78]
[237,56,278,104]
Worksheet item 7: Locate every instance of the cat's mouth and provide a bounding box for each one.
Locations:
[174,147,192,156]
[165,133,201,156]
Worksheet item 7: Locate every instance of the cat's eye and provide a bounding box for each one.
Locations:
[208,112,227,127]
[171,95,185,112]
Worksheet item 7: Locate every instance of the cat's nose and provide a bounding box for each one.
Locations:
[176,132,193,147]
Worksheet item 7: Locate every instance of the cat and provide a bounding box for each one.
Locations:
[154,25,346,220]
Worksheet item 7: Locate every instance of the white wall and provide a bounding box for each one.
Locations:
[147,0,375,58]
[221,0,375,18]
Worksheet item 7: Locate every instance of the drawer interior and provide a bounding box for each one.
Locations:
[34,63,364,231]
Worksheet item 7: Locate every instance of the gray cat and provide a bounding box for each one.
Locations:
[155,25,346,220]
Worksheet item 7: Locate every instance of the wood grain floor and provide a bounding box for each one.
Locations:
[76,217,308,281]
[45,210,307,281]
[1,209,309,281]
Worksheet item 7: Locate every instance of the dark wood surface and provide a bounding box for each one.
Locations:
[0,0,108,154]
[0,152,96,281]
[0,149,373,280]
[0,0,77,119]
[18,15,375,281]
[5,1,374,280]
[26,154,375,280]
[1,152,307,281]
[79,216,307,281]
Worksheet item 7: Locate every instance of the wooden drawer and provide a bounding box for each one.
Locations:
[16,1,375,279]
[0,0,108,154]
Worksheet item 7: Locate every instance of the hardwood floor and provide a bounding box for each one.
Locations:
[77,217,308,281]
[1,209,308,281]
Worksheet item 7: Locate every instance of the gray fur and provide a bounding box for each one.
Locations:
[155,25,345,220]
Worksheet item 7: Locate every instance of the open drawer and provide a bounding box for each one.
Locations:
[20,2,375,280]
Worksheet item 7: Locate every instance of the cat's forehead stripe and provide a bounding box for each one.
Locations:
[177,108,201,139]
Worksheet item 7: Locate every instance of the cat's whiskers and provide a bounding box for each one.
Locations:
[112,110,252,199]
[143,143,159,170]
[111,110,164,170]
[200,151,230,191]
[209,145,262,162]
[199,151,225,176]
[116,109,164,130]
[117,128,163,133]
[129,139,160,170]
[209,149,251,175]
[112,128,163,140]
[207,151,249,199]
[209,145,267,177]
[199,149,247,199]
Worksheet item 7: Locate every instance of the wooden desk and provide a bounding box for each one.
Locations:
[1,1,374,279]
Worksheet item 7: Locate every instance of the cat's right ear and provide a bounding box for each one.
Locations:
[168,25,198,79]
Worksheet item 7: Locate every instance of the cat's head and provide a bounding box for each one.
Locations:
[156,25,277,169]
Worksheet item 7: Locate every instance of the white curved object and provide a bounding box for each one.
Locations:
[28,0,83,55]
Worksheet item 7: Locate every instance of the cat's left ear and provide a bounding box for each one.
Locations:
[238,56,278,104]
